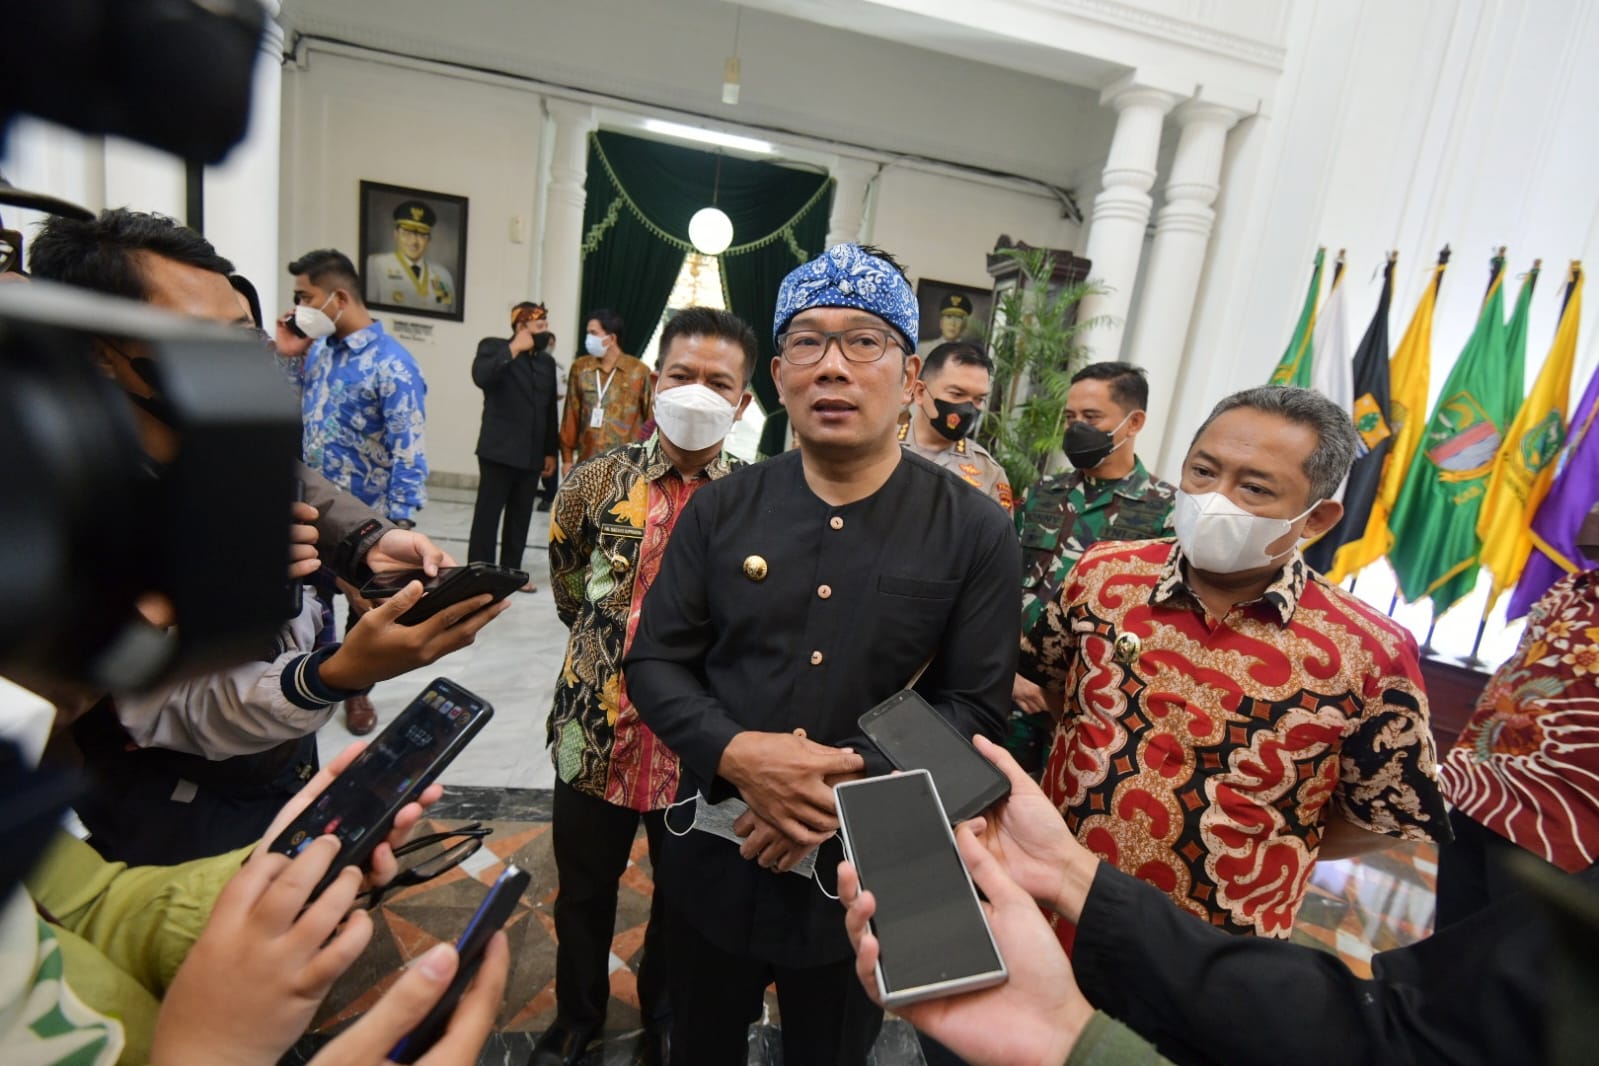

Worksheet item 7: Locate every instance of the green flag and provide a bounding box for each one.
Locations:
[1269,248,1325,386]
[1388,253,1532,615]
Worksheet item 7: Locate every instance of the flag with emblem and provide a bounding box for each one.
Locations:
[1388,252,1528,615]
[1507,267,1593,619]
[1269,247,1325,387]
[1478,263,1581,609]
[1371,249,1450,564]
[1306,254,1394,580]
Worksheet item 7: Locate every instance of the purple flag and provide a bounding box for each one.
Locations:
[1508,360,1599,618]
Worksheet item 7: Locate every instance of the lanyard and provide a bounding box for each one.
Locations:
[593,367,617,405]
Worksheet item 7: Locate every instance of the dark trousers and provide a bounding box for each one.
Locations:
[551,778,669,1033]
[539,467,560,505]
[1435,806,1564,929]
[662,904,882,1066]
[468,457,540,569]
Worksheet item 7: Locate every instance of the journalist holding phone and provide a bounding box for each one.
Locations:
[624,245,1020,1066]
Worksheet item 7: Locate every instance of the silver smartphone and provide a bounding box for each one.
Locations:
[834,770,1007,1007]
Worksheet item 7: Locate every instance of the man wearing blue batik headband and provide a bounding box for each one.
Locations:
[626,245,1021,1066]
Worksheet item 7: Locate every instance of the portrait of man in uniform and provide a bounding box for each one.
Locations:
[914,278,991,357]
[358,180,469,322]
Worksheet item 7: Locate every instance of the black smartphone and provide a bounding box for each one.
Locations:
[835,770,1007,1007]
[858,690,1011,822]
[359,562,528,625]
[267,677,493,899]
[388,864,531,1064]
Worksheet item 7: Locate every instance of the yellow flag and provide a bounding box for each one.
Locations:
[1358,255,1446,566]
[1477,264,1584,606]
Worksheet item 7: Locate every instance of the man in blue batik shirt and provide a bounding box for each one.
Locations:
[280,248,428,735]
[283,248,428,523]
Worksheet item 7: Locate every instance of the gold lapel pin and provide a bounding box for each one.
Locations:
[743,555,768,581]
[1113,632,1141,665]
[609,553,631,574]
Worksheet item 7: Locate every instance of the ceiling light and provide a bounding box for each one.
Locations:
[639,119,773,155]
[689,207,734,255]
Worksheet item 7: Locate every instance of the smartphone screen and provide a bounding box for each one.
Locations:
[389,864,530,1064]
[858,691,1010,822]
[835,771,1006,1006]
[269,678,493,891]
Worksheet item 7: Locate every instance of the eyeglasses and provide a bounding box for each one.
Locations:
[358,822,494,908]
[777,328,903,365]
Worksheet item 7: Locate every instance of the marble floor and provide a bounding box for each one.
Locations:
[313,486,563,793]
[300,487,1443,1064]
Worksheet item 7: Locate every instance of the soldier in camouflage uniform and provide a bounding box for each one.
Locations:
[1008,362,1177,773]
[898,341,1013,514]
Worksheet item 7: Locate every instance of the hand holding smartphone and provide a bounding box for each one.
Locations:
[388,865,530,1064]
[360,562,528,625]
[836,770,1006,1007]
[267,678,494,900]
[858,690,1010,822]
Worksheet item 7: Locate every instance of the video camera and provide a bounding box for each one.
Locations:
[0,0,292,693]
[0,281,300,691]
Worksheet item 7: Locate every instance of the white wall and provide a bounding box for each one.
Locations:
[279,37,1105,477]
[279,51,545,479]
[279,0,1110,190]
[867,167,1084,290]
[1169,0,1599,482]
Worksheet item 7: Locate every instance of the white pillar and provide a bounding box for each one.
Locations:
[541,99,596,342]
[1075,76,1181,360]
[1124,95,1244,463]
[825,157,875,248]
[204,13,285,316]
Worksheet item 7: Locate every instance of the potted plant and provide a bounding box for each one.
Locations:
[976,246,1109,497]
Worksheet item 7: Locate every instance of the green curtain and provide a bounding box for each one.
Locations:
[721,196,831,456]
[577,130,834,442]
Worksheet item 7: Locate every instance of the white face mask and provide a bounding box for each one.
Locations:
[654,382,738,452]
[1173,490,1319,575]
[664,792,836,897]
[584,333,608,358]
[294,294,342,340]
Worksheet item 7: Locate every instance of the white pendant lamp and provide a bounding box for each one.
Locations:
[689,206,734,255]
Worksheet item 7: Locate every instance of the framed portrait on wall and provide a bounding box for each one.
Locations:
[358,181,468,322]
[914,278,992,355]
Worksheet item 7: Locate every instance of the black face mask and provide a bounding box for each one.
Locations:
[533,331,551,352]
[106,341,181,426]
[927,397,980,441]
[1063,413,1131,471]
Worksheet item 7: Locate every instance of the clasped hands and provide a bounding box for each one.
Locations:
[719,728,865,873]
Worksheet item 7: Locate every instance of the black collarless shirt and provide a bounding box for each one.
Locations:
[626,447,1020,966]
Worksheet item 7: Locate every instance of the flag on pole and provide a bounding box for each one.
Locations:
[1371,249,1450,562]
[1309,253,1395,581]
[1508,269,1596,619]
[1269,247,1325,387]
[1310,251,1354,409]
[1387,251,1525,616]
[1478,263,1581,609]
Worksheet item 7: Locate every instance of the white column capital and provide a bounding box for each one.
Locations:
[1172,98,1245,132]
[1097,72,1188,114]
[545,98,596,130]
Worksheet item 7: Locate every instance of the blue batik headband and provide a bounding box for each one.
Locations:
[774,244,919,350]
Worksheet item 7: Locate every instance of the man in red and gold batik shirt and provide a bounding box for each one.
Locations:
[540,308,754,1066]
[1020,386,1449,941]
[1436,502,1599,928]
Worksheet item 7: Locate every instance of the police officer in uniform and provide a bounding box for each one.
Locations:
[364,199,457,312]
[897,341,1012,514]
